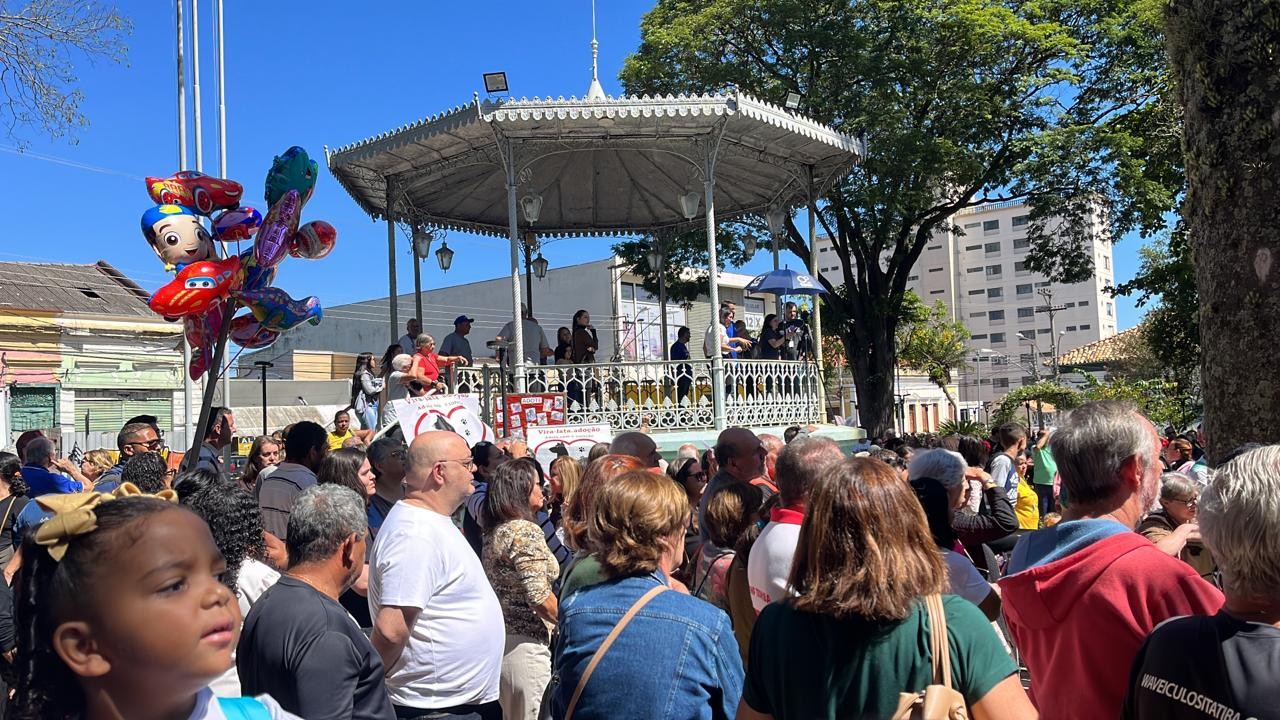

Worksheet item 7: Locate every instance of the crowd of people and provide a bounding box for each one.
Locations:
[0,398,1274,719]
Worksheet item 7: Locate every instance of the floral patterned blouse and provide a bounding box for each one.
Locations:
[482,518,559,642]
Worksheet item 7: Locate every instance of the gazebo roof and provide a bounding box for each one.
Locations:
[325,91,863,238]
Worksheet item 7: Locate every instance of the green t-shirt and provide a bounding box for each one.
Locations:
[1031,445,1057,486]
[558,551,606,599]
[743,595,1015,719]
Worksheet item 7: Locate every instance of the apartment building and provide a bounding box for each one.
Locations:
[813,200,1118,416]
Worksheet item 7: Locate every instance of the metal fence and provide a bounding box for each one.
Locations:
[449,359,823,432]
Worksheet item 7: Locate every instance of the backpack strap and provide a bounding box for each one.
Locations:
[925,594,953,689]
[217,697,273,720]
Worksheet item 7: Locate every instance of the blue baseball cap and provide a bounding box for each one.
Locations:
[454,315,474,325]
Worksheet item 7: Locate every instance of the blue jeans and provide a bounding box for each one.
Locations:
[360,404,378,432]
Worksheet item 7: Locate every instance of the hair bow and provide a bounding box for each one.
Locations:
[34,483,178,561]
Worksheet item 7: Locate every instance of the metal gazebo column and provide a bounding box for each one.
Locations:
[808,166,826,423]
[704,151,726,431]
[503,138,527,392]
[386,178,398,345]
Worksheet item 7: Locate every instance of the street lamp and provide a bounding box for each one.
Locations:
[411,226,439,328]
[531,252,549,280]
[679,191,700,219]
[520,193,543,224]
[252,360,272,435]
[435,241,454,272]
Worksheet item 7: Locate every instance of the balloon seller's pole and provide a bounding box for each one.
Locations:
[177,0,195,446]
[182,303,236,472]
[213,0,232,465]
[191,0,203,173]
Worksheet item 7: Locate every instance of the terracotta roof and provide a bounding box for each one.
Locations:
[0,261,155,318]
[1056,327,1143,368]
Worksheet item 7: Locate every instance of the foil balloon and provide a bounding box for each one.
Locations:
[237,249,277,293]
[141,204,216,270]
[183,299,224,380]
[212,206,263,242]
[253,190,302,269]
[264,146,317,207]
[237,286,323,332]
[149,255,243,318]
[230,313,281,349]
[146,171,243,216]
[288,220,337,260]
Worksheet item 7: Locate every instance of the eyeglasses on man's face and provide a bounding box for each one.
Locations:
[1170,496,1199,509]
[438,457,477,471]
[125,439,166,452]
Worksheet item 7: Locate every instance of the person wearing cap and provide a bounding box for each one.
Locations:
[440,315,475,365]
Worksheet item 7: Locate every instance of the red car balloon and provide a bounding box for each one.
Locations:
[146,170,244,216]
[149,255,243,318]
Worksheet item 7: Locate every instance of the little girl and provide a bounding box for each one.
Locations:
[12,485,299,720]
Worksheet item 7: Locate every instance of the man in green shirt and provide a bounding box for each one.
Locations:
[1031,429,1058,515]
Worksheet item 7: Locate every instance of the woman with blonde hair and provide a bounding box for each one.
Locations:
[79,449,114,482]
[738,457,1034,720]
[552,469,742,720]
[558,454,646,598]
[548,454,582,539]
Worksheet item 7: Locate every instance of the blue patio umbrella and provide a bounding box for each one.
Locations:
[743,268,826,295]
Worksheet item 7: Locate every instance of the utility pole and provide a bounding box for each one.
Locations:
[1035,287,1067,380]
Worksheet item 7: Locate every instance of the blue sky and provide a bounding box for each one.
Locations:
[0,0,1144,335]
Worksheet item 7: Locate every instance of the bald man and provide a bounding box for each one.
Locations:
[699,427,767,541]
[369,431,504,718]
[611,431,661,468]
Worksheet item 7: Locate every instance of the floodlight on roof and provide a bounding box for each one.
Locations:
[785,92,802,110]
[483,72,509,94]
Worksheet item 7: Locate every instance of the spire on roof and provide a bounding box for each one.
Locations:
[586,0,605,101]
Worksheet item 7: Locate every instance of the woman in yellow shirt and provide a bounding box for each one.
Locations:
[1013,451,1040,529]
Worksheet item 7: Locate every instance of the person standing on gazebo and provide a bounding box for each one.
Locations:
[570,310,600,411]
[705,306,752,400]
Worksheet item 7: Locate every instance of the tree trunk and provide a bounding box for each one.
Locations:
[846,309,896,438]
[938,382,959,420]
[1167,0,1280,462]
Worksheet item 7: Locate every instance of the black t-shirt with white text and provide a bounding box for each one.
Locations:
[1124,611,1280,720]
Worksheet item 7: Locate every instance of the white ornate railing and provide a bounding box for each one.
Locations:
[446,359,822,432]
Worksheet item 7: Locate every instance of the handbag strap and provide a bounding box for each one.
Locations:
[925,594,953,689]
[564,584,668,720]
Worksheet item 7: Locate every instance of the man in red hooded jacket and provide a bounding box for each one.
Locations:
[999,401,1223,720]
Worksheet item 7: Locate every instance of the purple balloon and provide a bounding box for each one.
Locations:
[253,190,302,269]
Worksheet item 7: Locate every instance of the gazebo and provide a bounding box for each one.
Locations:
[326,87,861,430]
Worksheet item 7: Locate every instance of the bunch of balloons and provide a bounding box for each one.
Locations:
[140,146,335,380]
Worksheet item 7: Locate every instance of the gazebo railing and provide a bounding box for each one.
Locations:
[447,359,822,432]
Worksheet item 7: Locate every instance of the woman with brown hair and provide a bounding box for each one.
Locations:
[238,435,281,493]
[548,454,582,541]
[557,454,647,598]
[738,457,1034,720]
[551,469,743,720]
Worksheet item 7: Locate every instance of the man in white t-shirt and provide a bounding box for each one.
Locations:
[988,422,1028,503]
[747,436,844,613]
[397,318,422,357]
[368,430,503,719]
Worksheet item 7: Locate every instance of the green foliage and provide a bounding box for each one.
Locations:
[0,1,132,143]
[897,300,970,413]
[937,418,989,437]
[1112,228,1200,383]
[991,382,1085,426]
[616,0,1182,435]
[1080,374,1197,430]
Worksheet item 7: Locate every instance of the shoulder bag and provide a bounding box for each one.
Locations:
[562,583,668,720]
[893,594,969,720]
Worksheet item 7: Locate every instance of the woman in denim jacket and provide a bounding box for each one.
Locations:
[551,470,742,719]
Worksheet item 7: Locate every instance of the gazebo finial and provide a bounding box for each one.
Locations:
[586,0,606,101]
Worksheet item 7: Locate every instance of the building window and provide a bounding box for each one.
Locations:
[990,332,1006,344]
[1014,260,1029,272]
[1037,328,1051,334]
[983,219,1000,234]
[928,244,942,251]
[908,275,919,281]
[1079,300,1090,307]
[984,242,1001,255]
[1106,301,1114,317]
[969,311,985,318]
[965,244,982,251]
[971,334,988,340]
[1066,325,1077,331]
[1103,256,1111,270]
[928,267,943,273]
[1081,323,1092,330]
[966,266,983,274]
[1012,215,1029,227]
[993,378,1010,389]
[1064,301,1075,308]
[985,264,1002,278]
[987,287,1003,299]
[929,289,944,295]
[820,247,829,252]
[1017,307,1035,318]
[1016,283,1032,296]
[1020,352,1034,364]
[1013,237,1030,250]
[1021,375,1035,386]
[964,222,981,229]
[1035,281,1050,287]
[968,289,985,296]
[988,310,1005,321]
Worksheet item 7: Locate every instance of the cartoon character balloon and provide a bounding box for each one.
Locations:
[212,206,263,242]
[146,171,243,215]
[264,146,317,207]
[235,286,323,332]
[141,204,216,270]
[148,255,243,318]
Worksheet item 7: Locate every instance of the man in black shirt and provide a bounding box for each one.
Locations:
[1124,444,1280,720]
[238,484,394,720]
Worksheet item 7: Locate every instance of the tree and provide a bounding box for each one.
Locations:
[897,297,970,417]
[1081,374,1194,431]
[1111,228,1200,389]
[618,0,1179,436]
[990,382,1084,427]
[0,1,131,142]
[1166,0,1279,461]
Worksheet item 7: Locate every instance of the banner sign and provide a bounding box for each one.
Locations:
[493,393,567,437]
[526,423,613,474]
[393,394,493,447]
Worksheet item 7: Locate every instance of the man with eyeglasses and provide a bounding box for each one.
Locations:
[369,430,504,720]
[97,421,164,493]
